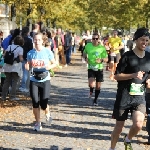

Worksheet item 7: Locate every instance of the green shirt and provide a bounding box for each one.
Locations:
[84,43,108,70]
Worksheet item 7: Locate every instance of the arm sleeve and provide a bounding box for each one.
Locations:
[101,47,108,58]
[48,50,54,61]
[18,47,23,55]
[27,51,31,62]
[115,54,128,75]
[5,45,10,52]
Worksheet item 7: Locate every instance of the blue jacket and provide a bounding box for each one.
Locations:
[1,35,12,50]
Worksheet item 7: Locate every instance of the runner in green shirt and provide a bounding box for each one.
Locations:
[83,33,108,106]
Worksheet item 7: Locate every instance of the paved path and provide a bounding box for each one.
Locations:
[0,53,149,150]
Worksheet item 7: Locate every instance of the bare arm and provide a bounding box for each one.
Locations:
[25,61,31,70]
[114,73,134,81]
[19,55,23,62]
[83,51,87,59]
[103,58,108,63]
[146,74,150,88]
[114,71,145,81]
[118,42,124,50]
[46,59,58,70]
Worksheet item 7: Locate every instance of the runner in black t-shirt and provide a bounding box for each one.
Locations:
[109,28,150,150]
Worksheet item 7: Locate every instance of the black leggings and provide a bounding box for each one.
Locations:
[30,80,51,110]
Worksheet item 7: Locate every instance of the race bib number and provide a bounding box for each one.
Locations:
[129,83,145,95]
[31,59,45,68]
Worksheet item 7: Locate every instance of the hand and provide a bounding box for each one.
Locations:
[85,58,88,63]
[132,71,145,80]
[146,79,150,88]
[96,58,103,63]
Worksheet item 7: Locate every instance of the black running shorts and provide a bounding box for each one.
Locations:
[112,88,146,121]
[88,69,104,82]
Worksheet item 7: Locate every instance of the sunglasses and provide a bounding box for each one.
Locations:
[92,38,98,40]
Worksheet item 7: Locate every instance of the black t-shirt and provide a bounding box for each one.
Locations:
[114,50,150,109]
[115,50,150,89]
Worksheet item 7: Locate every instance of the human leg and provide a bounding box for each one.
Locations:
[93,70,103,105]
[128,110,145,140]
[20,61,28,89]
[68,46,72,64]
[146,102,150,143]
[88,69,95,98]
[123,105,145,150]
[1,72,12,100]
[39,80,51,124]
[10,72,19,99]
[30,81,40,123]
[109,58,115,80]
[110,120,125,149]
[65,49,69,65]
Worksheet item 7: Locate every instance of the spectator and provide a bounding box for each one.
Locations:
[127,37,133,51]
[1,29,14,50]
[2,35,24,101]
[64,30,72,67]
[19,27,33,93]
[30,24,39,38]
[9,29,20,45]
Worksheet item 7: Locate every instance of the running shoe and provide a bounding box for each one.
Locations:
[88,92,93,98]
[93,102,98,106]
[11,97,20,101]
[93,99,98,106]
[46,113,52,125]
[33,122,42,131]
[124,135,133,150]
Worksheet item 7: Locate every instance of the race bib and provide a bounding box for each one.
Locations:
[31,59,45,68]
[110,52,116,56]
[89,65,98,71]
[129,83,145,95]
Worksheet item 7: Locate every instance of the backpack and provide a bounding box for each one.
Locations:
[4,46,19,65]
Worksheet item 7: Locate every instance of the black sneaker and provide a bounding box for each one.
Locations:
[123,135,133,150]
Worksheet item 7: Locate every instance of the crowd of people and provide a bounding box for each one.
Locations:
[0,24,78,130]
[0,24,150,150]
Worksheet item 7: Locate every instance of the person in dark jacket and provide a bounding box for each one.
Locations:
[19,27,33,92]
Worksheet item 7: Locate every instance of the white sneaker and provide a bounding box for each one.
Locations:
[22,89,29,93]
[33,122,42,131]
[19,87,24,91]
[64,64,68,67]
[9,87,12,93]
[88,92,93,98]
[19,88,29,93]
[11,97,20,101]
[46,113,52,125]
[93,102,98,106]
